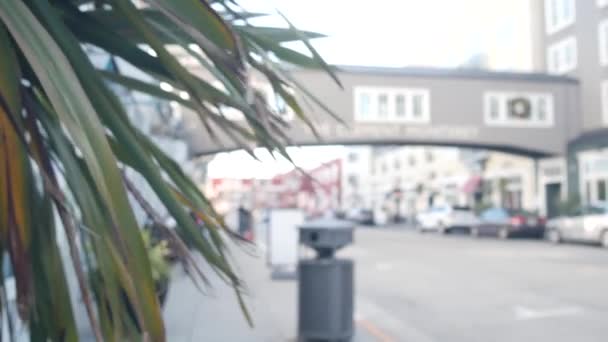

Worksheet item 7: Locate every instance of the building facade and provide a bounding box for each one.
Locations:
[532,0,608,213]
[363,146,473,222]
[341,147,374,211]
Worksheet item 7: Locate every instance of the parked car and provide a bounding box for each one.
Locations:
[545,204,608,247]
[471,208,546,239]
[346,208,375,225]
[416,205,479,233]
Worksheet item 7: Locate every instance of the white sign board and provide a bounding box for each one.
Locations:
[266,209,304,269]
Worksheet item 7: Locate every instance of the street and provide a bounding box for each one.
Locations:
[348,227,608,342]
[164,227,608,341]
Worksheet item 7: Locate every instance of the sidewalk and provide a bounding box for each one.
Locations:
[163,241,374,341]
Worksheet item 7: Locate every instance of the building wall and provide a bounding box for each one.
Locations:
[530,1,608,208]
[341,146,373,210]
[534,0,607,129]
[186,67,580,157]
[530,0,547,72]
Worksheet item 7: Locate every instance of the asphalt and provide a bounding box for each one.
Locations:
[164,226,608,341]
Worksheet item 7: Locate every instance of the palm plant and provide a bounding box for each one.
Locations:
[0,0,340,341]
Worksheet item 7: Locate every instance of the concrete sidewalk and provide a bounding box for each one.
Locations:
[163,243,374,341]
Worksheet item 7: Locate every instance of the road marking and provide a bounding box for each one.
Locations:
[513,305,584,320]
[375,262,393,271]
[356,318,396,342]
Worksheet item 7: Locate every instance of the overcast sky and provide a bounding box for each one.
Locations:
[240,0,531,67]
[207,0,531,179]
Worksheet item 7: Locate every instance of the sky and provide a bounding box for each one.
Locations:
[240,0,531,68]
[206,0,531,179]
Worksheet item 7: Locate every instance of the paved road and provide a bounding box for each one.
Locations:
[348,227,608,342]
[164,227,608,341]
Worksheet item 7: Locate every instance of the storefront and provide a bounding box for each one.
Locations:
[482,153,536,212]
[578,150,608,206]
[566,128,608,207]
[538,158,566,218]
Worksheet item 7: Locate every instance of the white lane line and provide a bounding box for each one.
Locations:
[513,305,585,320]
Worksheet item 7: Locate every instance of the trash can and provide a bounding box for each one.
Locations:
[298,219,354,341]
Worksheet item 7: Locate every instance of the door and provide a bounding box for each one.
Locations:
[545,183,562,219]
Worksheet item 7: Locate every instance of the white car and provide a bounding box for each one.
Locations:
[416,205,479,233]
[546,204,608,247]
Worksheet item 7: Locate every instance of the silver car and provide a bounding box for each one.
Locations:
[546,205,608,247]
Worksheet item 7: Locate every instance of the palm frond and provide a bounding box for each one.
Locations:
[0,0,339,340]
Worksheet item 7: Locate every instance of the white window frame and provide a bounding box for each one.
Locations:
[601,80,608,125]
[599,20,608,66]
[354,86,431,124]
[547,36,577,74]
[483,92,555,128]
[545,0,575,35]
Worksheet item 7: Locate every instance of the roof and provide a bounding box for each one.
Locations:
[334,65,579,84]
[568,127,608,148]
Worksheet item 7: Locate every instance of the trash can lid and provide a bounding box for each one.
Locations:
[299,218,354,230]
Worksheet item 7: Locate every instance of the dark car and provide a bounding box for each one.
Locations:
[471,208,546,239]
[346,208,375,225]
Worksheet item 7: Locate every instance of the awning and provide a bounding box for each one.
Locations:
[462,175,482,194]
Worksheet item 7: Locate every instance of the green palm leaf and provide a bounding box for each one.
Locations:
[0,0,339,341]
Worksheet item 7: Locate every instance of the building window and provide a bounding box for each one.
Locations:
[265,86,295,121]
[347,174,359,187]
[395,94,406,117]
[347,152,358,163]
[599,20,608,66]
[547,37,577,74]
[408,155,416,167]
[394,158,401,170]
[489,96,500,119]
[275,93,288,115]
[354,87,430,123]
[358,93,371,118]
[537,96,548,121]
[425,149,434,163]
[545,0,575,35]
[484,92,555,127]
[602,81,608,125]
[598,179,607,201]
[411,92,426,118]
[378,93,389,118]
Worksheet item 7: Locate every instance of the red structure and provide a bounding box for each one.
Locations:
[267,159,342,217]
[205,159,342,218]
